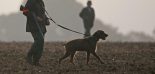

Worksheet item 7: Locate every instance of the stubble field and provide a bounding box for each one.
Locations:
[0,42,155,74]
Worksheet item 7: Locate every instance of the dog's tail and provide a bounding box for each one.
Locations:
[63,42,72,51]
[62,42,67,51]
[62,43,65,46]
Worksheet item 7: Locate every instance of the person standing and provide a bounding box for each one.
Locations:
[79,1,95,37]
[20,0,50,66]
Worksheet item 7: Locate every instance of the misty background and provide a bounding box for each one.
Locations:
[0,0,155,42]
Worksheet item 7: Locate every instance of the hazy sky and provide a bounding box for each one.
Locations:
[0,0,155,36]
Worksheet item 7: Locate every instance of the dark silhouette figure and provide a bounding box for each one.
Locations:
[59,30,108,64]
[21,0,50,66]
[79,1,95,37]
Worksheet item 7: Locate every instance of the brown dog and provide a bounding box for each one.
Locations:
[59,30,108,64]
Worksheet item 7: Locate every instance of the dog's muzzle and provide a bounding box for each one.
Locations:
[105,34,108,37]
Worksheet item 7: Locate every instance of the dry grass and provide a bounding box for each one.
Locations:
[0,42,155,74]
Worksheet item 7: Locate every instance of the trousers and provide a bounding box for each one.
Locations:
[83,21,94,37]
[27,31,45,64]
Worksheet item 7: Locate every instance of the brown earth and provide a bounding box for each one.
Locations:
[0,42,155,74]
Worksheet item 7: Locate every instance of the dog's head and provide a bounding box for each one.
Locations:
[93,30,108,40]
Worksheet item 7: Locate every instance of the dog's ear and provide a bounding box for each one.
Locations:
[93,30,108,40]
[93,30,102,38]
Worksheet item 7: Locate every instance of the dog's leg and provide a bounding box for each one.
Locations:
[70,51,76,65]
[59,51,71,64]
[87,51,90,64]
[92,52,104,64]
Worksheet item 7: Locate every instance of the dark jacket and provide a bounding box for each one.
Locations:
[79,7,95,24]
[25,0,47,33]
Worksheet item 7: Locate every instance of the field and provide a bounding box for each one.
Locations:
[0,42,155,74]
